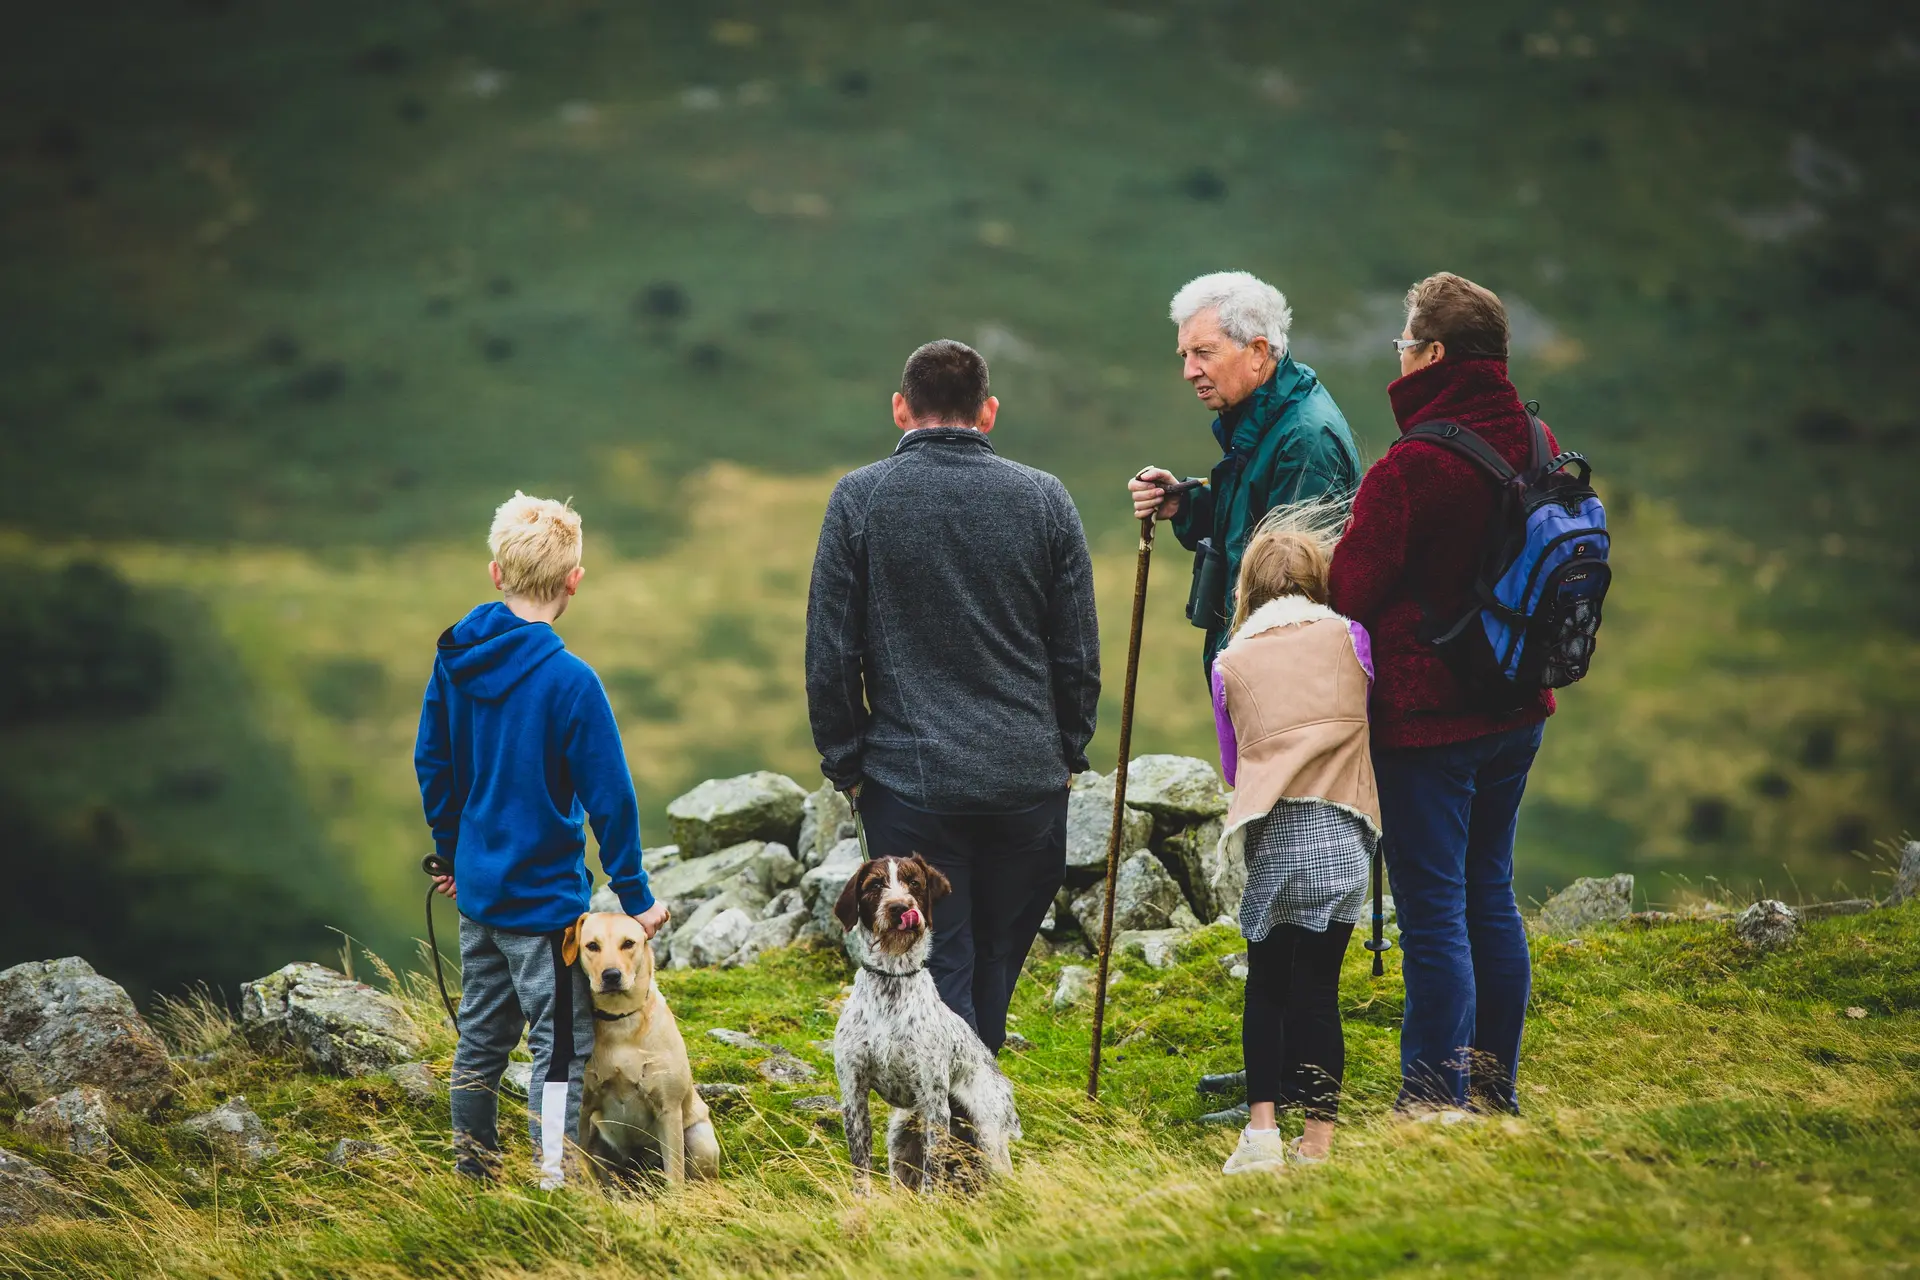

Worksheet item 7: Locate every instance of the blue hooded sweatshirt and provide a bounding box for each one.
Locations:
[414,602,653,933]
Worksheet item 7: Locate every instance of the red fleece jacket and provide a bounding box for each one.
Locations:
[1329,358,1557,750]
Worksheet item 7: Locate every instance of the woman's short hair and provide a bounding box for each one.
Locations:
[900,339,991,425]
[1406,272,1509,362]
[489,491,582,602]
[1169,271,1292,355]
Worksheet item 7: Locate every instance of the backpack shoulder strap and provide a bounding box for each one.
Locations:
[1395,419,1516,483]
[1522,400,1551,473]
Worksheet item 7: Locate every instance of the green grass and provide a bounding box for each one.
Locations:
[3,902,1916,1278]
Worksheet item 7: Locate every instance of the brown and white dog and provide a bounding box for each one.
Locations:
[831,854,1020,1192]
[562,912,720,1185]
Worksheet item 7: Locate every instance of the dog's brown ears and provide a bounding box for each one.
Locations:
[911,855,953,908]
[560,913,589,967]
[832,864,869,933]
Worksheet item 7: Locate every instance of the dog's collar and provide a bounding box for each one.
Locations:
[592,1008,638,1022]
[859,963,925,979]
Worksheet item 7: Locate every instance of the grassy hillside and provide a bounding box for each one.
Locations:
[2,0,1916,994]
[3,897,1916,1278]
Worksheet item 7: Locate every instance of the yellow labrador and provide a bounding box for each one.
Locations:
[561,912,719,1184]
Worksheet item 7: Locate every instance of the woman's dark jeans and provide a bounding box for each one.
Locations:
[1374,721,1544,1112]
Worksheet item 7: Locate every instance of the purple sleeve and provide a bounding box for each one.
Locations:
[1212,662,1238,788]
[1349,621,1375,684]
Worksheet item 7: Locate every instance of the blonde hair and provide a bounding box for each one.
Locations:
[488,491,582,602]
[1229,497,1347,632]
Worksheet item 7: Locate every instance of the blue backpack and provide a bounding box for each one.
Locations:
[1397,404,1610,711]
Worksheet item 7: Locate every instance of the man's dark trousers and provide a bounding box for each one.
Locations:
[858,781,1067,1054]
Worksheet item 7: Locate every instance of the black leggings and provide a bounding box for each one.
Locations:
[1242,921,1354,1122]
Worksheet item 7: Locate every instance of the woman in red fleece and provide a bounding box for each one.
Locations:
[1329,273,1555,1114]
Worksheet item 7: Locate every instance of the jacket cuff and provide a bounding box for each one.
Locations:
[615,881,656,916]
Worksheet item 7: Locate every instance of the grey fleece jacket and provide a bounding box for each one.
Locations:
[805,427,1101,814]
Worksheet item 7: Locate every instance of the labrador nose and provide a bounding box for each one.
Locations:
[599,967,622,989]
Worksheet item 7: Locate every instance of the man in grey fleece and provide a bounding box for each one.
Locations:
[806,338,1100,1053]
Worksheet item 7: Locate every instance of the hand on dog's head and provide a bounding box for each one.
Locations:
[563,912,655,1000]
[833,855,950,953]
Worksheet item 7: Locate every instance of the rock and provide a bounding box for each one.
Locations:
[326,1138,396,1167]
[182,1096,278,1166]
[1052,965,1093,1009]
[1064,772,1153,885]
[756,1051,818,1084]
[791,1094,841,1116]
[800,838,865,937]
[1538,874,1635,933]
[797,783,855,868]
[1734,899,1799,951]
[1625,910,1680,928]
[1158,817,1224,920]
[697,1081,750,1101]
[1891,841,1920,906]
[0,957,172,1112]
[588,884,622,914]
[0,1150,78,1227]
[664,889,758,967]
[1071,851,1193,936]
[709,1028,772,1051]
[390,1062,442,1106]
[1003,1032,1033,1053]
[16,1086,113,1160]
[681,908,756,969]
[240,963,423,1076]
[1219,951,1247,975]
[727,910,807,966]
[667,772,808,856]
[1123,755,1228,822]
[1798,899,1877,921]
[763,888,804,919]
[652,840,799,918]
[500,1061,532,1099]
[1116,928,1189,969]
[1038,902,1057,935]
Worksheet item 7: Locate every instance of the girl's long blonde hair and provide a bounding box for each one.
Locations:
[1229,496,1349,633]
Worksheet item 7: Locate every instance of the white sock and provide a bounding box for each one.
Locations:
[1244,1126,1279,1135]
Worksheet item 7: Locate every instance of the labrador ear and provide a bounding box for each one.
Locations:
[832,864,870,933]
[560,913,589,967]
[912,855,952,908]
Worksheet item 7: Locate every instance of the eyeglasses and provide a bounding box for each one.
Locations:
[1390,337,1431,354]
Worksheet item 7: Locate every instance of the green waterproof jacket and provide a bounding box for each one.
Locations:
[1169,355,1361,681]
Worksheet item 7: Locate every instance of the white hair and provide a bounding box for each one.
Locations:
[1169,271,1293,356]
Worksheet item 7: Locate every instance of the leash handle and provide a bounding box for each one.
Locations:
[847,787,873,863]
[420,855,462,1028]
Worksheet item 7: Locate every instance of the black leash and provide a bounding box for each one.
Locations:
[1364,840,1394,977]
[420,854,462,1028]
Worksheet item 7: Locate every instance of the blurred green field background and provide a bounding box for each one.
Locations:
[1,0,1914,998]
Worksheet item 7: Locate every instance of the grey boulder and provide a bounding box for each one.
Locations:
[756,1051,818,1084]
[727,910,808,967]
[1892,841,1920,906]
[1159,817,1225,921]
[326,1138,396,1167]
[1123,755,1228,822]
[1539,874,1635,933]
[500,1061,532,1099]
[680,907,756,969]
[389,1061,442,1106]
[241,962,423,1076]
[797,783,856,868]
[182,1096,277,1166]
[1052,965,1093,1009]
[17,1086,113,1160]
[800,837,865,944]
[667,772,808,857]
[1071,851,1201,937]
[1115,929,1188,970]
[0,1150,79,1227]
[1064,772,1153,885]
[0,957,172,1112]
[1735,899,1799,951]
[652,841,800,921]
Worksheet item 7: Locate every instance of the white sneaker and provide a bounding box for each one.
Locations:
[1289,1136,1328,1166]
[1222,1127,1289,1175]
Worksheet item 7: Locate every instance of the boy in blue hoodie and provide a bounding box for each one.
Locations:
[415,491,666,1187]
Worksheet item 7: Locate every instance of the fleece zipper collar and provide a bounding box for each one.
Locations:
[892,426,997,456]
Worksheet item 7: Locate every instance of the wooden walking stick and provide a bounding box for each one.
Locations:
[1088,475,1203,1101]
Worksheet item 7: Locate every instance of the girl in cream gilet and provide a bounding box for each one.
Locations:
[1210,504,1380,1176]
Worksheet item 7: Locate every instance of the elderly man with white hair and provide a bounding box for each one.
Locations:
[1130,271,1361,681]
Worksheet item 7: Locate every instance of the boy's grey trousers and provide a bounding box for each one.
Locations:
[451,915,594,1187]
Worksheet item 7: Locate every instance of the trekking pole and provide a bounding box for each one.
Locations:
[1088,475,1202,1101]
[1363,842,1393,978]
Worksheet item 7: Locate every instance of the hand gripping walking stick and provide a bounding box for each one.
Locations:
[1087,474,1203,1100]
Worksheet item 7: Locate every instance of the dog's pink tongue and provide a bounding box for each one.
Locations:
[898,908,922,930]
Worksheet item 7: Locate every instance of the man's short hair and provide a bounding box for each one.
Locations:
[1169,271,1292,355]
[489,491,582,601]
[900,340,991,425]
[1405,272,1509,362]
